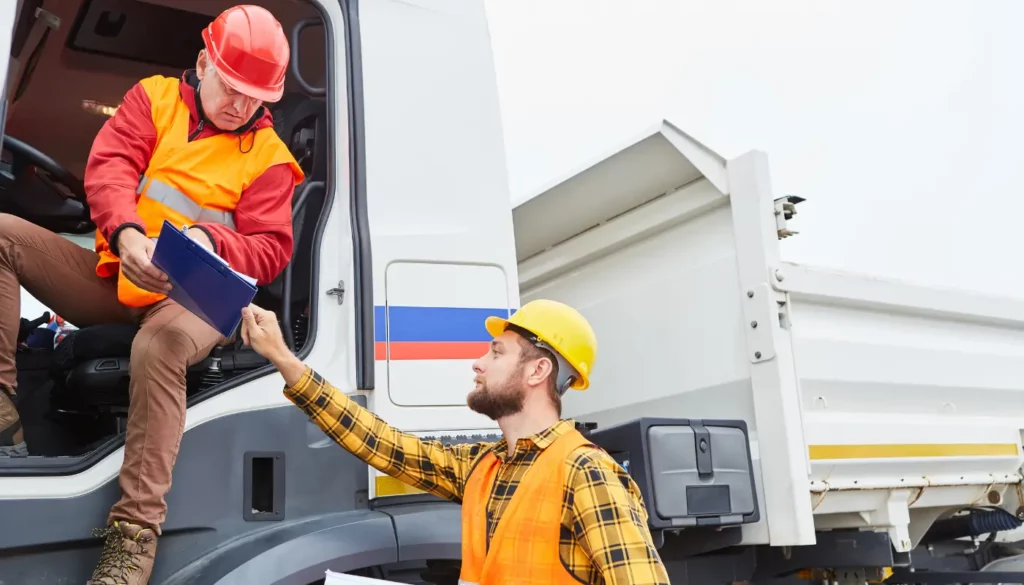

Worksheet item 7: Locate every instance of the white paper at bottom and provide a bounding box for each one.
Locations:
[324,570,406,584]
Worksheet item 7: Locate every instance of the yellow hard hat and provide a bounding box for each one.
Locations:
[485,299,597,392]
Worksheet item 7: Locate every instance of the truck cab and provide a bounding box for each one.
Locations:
[0,0,513,582]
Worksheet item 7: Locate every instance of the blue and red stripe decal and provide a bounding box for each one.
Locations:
[374,305,512,361]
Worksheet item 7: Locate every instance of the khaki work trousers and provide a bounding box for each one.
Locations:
[0,213,223,533]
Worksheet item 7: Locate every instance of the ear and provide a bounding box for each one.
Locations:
[525,356,555,389]
[196,50,208,79]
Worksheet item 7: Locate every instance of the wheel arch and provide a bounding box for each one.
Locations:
[161,511,398,585]
[378,498,464,561]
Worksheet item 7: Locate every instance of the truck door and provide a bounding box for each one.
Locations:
[358,0,519,434]
[353,0,519,499]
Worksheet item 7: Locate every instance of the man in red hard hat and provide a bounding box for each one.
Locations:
[0,6,303,584]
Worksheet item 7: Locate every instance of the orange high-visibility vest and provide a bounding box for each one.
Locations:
[94,74,304,308]
[459,428,592,585]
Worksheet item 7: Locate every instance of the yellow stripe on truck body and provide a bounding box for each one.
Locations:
[808,443,1019,460]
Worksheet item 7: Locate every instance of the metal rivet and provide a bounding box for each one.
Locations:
[750,321,758,328]
[747,290,754,298]
[754,351,762,359]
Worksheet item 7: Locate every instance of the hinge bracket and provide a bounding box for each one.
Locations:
[774,194,806,239]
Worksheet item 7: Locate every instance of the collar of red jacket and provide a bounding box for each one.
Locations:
[178,69,274,136]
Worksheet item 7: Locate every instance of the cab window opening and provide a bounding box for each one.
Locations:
[0,0,344,473]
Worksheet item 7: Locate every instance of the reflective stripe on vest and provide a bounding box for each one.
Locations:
[136,175,236,231]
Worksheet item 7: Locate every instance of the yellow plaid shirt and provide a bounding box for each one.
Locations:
[284,367,670,584]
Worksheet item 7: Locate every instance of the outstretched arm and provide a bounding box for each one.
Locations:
[241,304,489,502]
[280,364,488,502]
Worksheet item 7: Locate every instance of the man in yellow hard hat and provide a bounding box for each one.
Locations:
[240,299,670,584]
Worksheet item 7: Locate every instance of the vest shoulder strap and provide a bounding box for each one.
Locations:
[556,427,593,458]
[138,75,182,138]
[465,444,499,481]
[245,128,305,186]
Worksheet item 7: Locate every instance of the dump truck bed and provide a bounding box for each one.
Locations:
[512,120,1024,551]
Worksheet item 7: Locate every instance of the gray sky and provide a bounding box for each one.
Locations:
[486,0,1024,298]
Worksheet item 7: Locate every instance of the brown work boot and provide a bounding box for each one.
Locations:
[86,521,158,585]
[0,386,27,457]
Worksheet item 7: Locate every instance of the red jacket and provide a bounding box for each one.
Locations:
[83,70,295,285]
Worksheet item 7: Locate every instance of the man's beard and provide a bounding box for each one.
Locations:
[467,372,525,420]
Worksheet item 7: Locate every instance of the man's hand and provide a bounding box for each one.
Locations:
[241,304,307,386]
[116,228,171,294]
[240,304,287,360]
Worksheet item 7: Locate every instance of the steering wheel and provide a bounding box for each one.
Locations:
[2,135,87,201]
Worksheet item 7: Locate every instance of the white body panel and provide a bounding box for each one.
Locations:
[354,0,516,499]
[358,0,514,442]
[514,121,1024,550]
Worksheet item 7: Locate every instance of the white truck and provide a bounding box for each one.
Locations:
[0,0,1023,584]
[514,119,1024,584]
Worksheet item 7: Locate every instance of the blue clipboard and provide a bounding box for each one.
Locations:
[151,220,258,338]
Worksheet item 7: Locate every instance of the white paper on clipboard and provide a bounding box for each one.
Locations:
[324,570,407,584]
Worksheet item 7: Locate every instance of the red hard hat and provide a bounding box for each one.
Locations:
[202,5,289,103]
